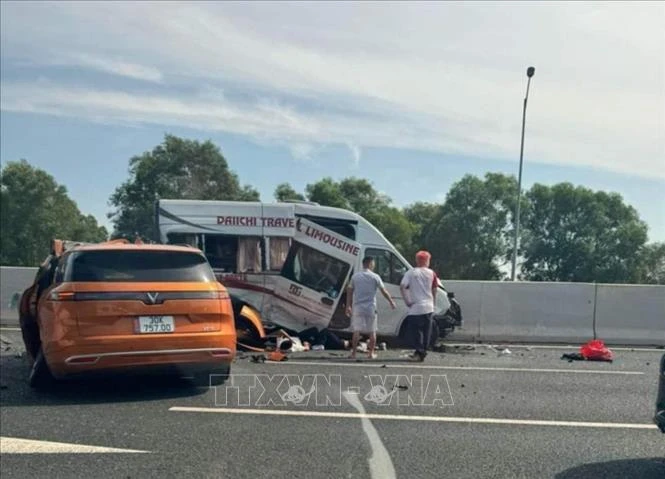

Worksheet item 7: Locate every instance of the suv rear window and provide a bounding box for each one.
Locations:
[66,250,216,282]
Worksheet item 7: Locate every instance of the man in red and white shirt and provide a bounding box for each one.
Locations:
[400,250,438,362]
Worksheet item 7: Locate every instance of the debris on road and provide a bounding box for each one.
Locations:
[561,353,585,363]
[561,340,614,363]
[393,384,408,391]
[267,351,288,362]
[355,342,368,353]
[498,348,512,357]
[580,339,614,362]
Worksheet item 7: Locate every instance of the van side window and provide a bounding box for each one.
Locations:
[204,235,265,273]
[268,237,291,271]
[237,237,262,272]
[298,216,356,240]
[167,233,199,248]
[364,248,409,285]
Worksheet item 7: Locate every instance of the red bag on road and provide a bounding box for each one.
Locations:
[580,339,613,362]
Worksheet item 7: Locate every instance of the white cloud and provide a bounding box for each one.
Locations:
[1,1,663,178]
[67,54,163,83]
[346,143,361,168]
[289,143,316,162]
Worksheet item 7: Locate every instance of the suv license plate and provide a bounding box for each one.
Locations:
[138,316,175,334]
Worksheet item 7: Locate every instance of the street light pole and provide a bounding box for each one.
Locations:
[510,66,535,281]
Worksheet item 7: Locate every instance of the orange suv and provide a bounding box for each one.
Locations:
[19,239,236,388]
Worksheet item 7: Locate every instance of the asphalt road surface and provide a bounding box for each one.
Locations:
[1,327,664,479]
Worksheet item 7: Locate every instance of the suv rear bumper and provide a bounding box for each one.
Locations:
[45,333,236,379]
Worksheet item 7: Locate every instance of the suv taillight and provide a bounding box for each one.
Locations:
[49,291,76,301]
[214,291,230,300]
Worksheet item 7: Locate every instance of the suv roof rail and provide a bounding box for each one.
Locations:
[172,243,197,249]
[278,199,320,206]
[51,238,130,256]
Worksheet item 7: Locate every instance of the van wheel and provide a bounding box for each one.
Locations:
[29,348,55,389]
[235,316,264,350]
[191,365,230,387]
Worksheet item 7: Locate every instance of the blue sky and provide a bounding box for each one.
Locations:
[1,1,664,241]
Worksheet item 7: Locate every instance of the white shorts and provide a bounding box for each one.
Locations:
[351,311,378,333]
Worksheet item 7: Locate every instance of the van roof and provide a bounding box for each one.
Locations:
[157,198,363,222]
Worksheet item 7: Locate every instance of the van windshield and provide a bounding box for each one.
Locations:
[66,250,216,282]
[281,241,350,298]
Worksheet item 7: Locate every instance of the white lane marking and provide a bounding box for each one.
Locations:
[169,407,658,430]
[446,342,665,353]
[264,360,645,375]
[0,327,21,332]
[343,392,396,479]
[0,437,148,454]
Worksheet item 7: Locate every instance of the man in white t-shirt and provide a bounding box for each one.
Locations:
[400,250,438,362]
[346,256,396,359]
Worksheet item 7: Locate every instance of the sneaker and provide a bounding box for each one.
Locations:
[408,352,425,362]
[368,352,378,360]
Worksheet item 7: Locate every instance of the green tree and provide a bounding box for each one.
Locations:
[338,177,391,214]
[274,183,305,202]
[304,176,415,253]
[637,242,665,284]
[419,173,518,279]
[521,183,648,283]
[1,160,108,266]
[304,177,350,209]
[403,202,440,259]
[109,134,259,240]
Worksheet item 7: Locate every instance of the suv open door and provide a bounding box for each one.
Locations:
[263,218,361,332]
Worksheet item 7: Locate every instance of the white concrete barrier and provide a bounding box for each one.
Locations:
[1,265,663,345]
[442,280,664,345]
[441,281,482,341]
[594,284,665,346]
[479,281,596,343]
[0,266,37,324]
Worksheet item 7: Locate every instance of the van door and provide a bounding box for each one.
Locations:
[263,218,361,332]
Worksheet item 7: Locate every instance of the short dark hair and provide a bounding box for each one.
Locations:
[362,256,374,266]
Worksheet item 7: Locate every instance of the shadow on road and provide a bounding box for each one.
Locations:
[555,457,665,479]
[0,355,208,407]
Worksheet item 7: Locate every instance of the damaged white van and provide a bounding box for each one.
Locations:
[155,199,461,345]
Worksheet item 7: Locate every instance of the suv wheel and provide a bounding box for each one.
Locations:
[28,348,55,389]
[191,365,231,387]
